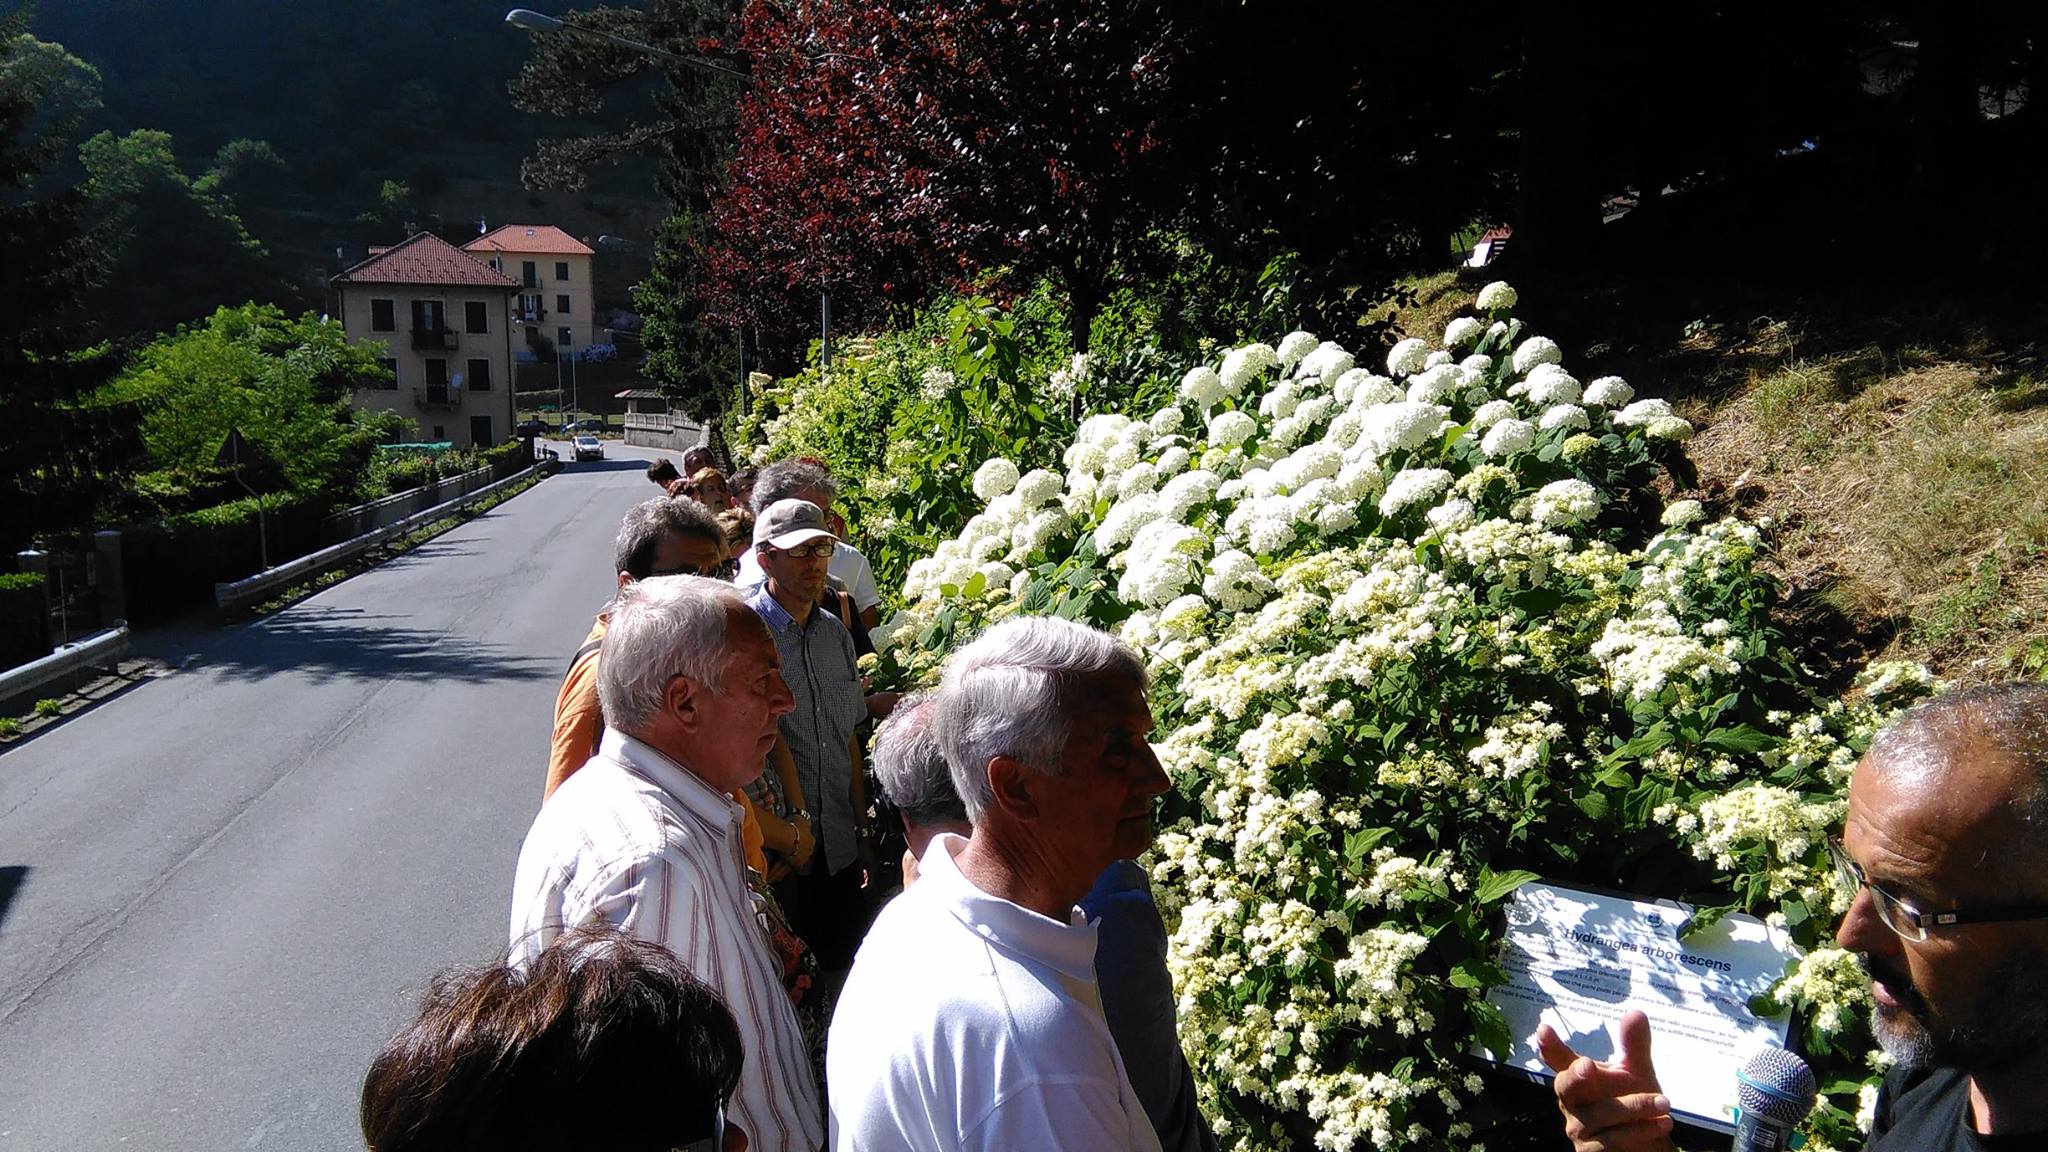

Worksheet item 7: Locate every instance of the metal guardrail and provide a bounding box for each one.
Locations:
[214,462,544,609]
[0,621,130,703]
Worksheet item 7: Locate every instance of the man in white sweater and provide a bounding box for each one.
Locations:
[828,616,1170,1151]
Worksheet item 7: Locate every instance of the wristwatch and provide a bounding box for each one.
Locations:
[790,808,812,824]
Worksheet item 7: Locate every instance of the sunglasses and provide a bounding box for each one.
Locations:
[767,542,834,560]
[671,1099,725,1152]
[1828,837,2048,942]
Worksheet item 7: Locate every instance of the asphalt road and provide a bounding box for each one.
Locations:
[0,442,672,1151]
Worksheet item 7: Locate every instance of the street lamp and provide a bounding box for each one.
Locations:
[504,8,747,79]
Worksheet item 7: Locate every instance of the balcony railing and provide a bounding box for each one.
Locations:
[410,326,458,351]
[513,305,548,325]
[413,386,459,410]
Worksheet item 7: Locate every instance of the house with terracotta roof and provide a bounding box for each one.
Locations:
[462,224,600,358]
[331,232,520,448]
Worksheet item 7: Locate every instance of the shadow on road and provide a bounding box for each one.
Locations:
[196,608,553,685]
[0,867,24,933]
[559,458,660,475]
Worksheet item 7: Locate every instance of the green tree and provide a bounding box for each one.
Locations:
[78,128,294,341]
[508,1,744,417]
[95,303,400,512]
[0,20,122,552]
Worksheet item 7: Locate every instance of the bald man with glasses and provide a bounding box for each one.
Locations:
[1539,683,2048,1152]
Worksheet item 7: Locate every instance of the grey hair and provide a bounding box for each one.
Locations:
[1868,682,2048,851]
[613,496,726,578]
[871,692,967,829]
[751,460,836,515]
[935,616,1147,823]
[597,576,747,733]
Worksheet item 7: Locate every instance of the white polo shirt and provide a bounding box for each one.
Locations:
[826,834,1161,1152]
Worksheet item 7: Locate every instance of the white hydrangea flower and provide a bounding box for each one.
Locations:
[1425,498,1477,533]
[1583,376,1634,406]
[1476,281,1517,311]
[1276,331,1318,369]
[1179,365,1225,409]
[1527,479,1599,528]
[1258,381,1301,421]
[1660,499,1705,528]
[1379,468,1454,516]
[1386,338,1430,378]
[972,458,1020,500]
[920,365,957,400]
[1149,406,1187,436]
[1299,342,1356,388]
[1118,462,1161,500]
[1159,593,1210,638]
[1511,336,1563,375]
[1469,400,1516,431]
[1480,418,1535,457]
[1646,415,1695,441]
[1347,374,1404,409]
[1202,548,1275,610]
[1220,343,1278,397]
[1525,365,1582,405]
[1612,398,1675,427]
[1423,350,1454,369]
[1358,401,1449,456]
[1013,468,1063,509]
[1095,493,1162,550]
[1460,354,1493,375]
[1443,317,1484,347]
[1405,365,1464,406]
[1159,469,1222,520]
[1008,567,1032,599]
[1538,404,1590,431]
[1155,445,1192,477]
[1207,409,1258,449]
[1247,518,1297,556]
[1065,441,1105,474]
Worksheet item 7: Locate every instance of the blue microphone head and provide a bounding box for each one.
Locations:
[1736,1047,1817,1127]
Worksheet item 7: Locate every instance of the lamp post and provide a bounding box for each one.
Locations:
[503,8,747,78]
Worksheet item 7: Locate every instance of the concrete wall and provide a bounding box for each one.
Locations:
[622,411,709,454]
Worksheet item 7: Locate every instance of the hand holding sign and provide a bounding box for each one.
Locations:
[1537,1010,1675,1152]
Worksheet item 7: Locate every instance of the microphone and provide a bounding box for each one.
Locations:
[1732,1046,1817,1152]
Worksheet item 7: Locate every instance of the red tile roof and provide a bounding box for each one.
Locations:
[333,233,519,289]
[464,224,596,257]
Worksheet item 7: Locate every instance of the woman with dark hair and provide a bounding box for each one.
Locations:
[646,458,682,490]
[361,926,747,1152]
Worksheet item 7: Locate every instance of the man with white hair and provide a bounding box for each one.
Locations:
[867,692,1217,1152]
[828,616,1171,1152]
[509,575,823,1152]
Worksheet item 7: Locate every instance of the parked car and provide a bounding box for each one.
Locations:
[573,418,605,431]
[572,435,604,461]
[515,419,547,438]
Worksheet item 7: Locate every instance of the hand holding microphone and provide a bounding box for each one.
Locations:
[1536,1009,1676,1152]
[1537,1010,1818,1152]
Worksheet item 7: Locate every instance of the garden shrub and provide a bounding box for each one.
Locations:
[870,283,1923,1152]
[0,572,50,669]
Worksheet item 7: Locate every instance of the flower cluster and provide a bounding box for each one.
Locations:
[868,283,1928,1151]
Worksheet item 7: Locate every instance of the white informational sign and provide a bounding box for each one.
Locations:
[1473,881,1803,1133]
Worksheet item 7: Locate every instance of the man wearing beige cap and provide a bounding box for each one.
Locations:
[747,499,874,976]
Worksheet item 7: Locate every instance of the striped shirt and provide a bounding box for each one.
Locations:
[509,729,824,1152]
[745,585,867,874]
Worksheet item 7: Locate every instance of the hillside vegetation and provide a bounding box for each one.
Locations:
[1388,269,2048,686]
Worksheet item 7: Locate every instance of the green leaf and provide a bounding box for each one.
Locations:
[1474,868,1540,905]
[1574,791,1610,820]
[1702,724,1780,755]
[1469,998,1513,1058]
[961,572,987,598]
[1450,958,1509,989]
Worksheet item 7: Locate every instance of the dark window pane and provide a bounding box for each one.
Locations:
[555,293,571,315]
[370,299,395,331]
[467,358,492,391]
[464,301,489,334]
[521,261,537,288]
[555,261,570,281]
[425,358,448,386]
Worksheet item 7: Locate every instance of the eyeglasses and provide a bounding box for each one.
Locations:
[769,542,834,559]
[1828,837,2048,942]
[671,1099,725,1152]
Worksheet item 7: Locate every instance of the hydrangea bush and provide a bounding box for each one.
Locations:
[868,284,1931,1151]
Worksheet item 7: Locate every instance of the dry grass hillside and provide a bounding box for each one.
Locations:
[1387,270,2048,686]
